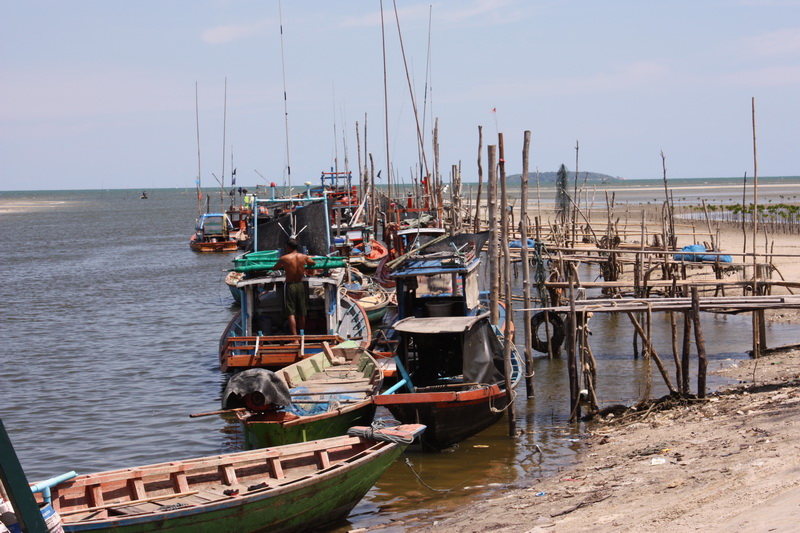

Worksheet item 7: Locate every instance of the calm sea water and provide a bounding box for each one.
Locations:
[1,184,798,531]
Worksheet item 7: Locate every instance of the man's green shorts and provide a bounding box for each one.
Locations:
[286,282,307,316]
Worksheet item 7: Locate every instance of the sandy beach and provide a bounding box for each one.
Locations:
[404,213,800,532]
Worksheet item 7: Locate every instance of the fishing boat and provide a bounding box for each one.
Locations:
[219,252,371,372]
[30,424,425,533]
[374,314,521,451]
[225,270,245,304]
[220,340,383,449]
[348,238,389,273]
[190,212,239,253]
[345,280,392,325]
[373,231,522,451]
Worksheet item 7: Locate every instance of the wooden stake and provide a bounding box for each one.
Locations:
[500,137,516,437]
[520,131,534,397]
[691,287,708,398]
[488,145,499,325]
[474,125,484,232]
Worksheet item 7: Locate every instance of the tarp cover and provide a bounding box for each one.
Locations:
[673,244,733,263]
[233,252,346,273]
[221,368,292,409]
[406,314,505,385]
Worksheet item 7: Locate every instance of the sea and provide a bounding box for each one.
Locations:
[1,178,799,531]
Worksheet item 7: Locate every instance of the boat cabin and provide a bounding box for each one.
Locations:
[389,232,490,320]
[194,212,235,242]
[392,313,505,388]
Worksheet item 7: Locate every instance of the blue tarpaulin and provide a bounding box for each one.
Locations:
[509,238,536,249]
[673,244,732,263]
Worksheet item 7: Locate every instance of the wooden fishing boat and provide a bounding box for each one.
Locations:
[33,424,425,533]
[219,252,371,372]
[355,283,392,324]
[373,231,521,451]
[348,239,389,272]
[220,340,383,449]
[343,269,393,324]
[190,213,239,253]
[374,314,521,451]
[224,270,244,305]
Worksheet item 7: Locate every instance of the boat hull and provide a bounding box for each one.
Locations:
[241,403,378,449]
[189,239,239,253]
[374,385,510,451]
[44,429,425,533]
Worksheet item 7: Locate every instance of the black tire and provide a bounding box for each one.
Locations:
[530,312,565,353]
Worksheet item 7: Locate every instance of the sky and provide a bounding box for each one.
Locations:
[1,0,799,191]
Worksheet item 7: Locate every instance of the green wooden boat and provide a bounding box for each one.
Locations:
[34,425,425,533]
[222,341,384,450]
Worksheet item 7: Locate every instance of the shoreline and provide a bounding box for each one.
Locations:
[409,346,800,532]
[398,206,800,532]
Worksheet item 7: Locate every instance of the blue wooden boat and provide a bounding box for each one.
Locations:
[374,231,522,451]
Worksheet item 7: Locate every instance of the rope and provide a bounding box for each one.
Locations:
[489,387,517,413]
[401,457,453,493]
[347,420,415,445]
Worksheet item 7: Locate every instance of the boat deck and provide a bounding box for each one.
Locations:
[51,434,373,523]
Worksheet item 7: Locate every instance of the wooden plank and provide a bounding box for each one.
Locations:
[88,484,104,507]
[128,478,146,500]
[220,465,237,486]
[60,491,200,517]
[171,472,189,493]
[315,450,331,469]
[268,457,284,479]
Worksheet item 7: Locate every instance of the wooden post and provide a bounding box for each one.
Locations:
[751,97,761,359]
[626,311,677,395]
[520,131,534,397]
[691,287,708,398]
[567,275,580,421]
[500,140,516,437]
[474,125,484,233]
[488,145,499,325]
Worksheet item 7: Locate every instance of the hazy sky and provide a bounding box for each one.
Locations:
[2,0,799,191]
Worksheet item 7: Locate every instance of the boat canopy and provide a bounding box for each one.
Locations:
[197,213,234,233]
[396,313,505,385]
[393,313,487,334]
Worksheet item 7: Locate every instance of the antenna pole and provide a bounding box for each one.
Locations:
[279,0,292,193]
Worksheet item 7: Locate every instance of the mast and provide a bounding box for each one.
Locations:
[221,77,228,237]
[279,0,292,195]
[195,82,203,217]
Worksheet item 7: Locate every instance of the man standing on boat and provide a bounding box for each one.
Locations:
[273,238,315,335]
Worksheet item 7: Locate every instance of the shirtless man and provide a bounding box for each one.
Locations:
[273,238,316,335]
